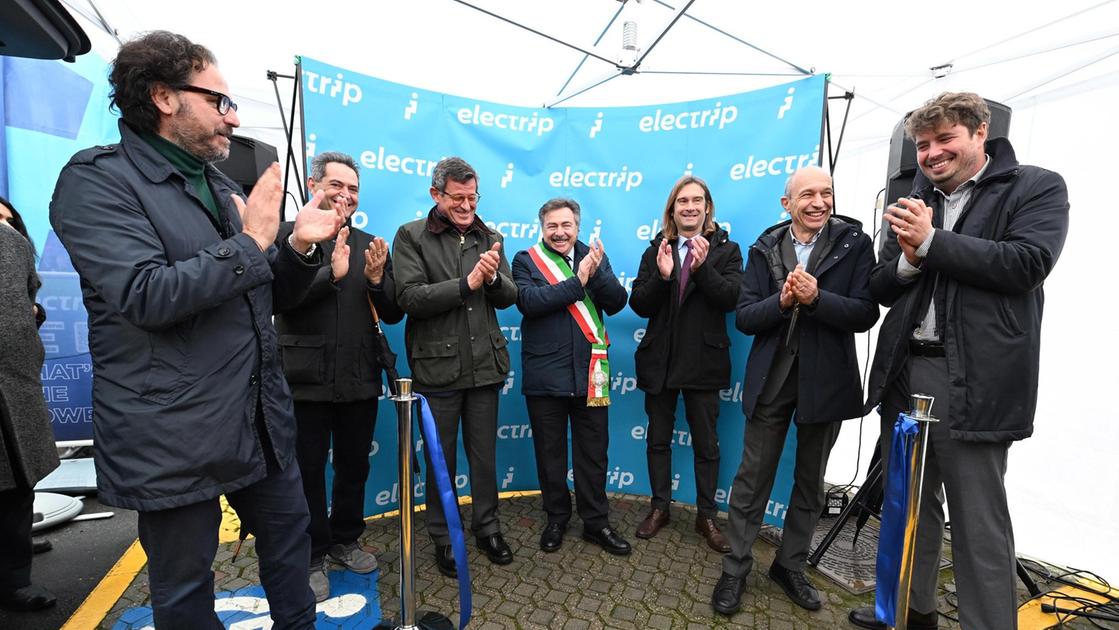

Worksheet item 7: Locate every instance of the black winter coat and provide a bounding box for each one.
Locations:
[512,241,627,397]
[630,227,742,394]
[274,222,404,401]
[737,216,879,423]
[865,137,1069,442]
[49,120,319,511]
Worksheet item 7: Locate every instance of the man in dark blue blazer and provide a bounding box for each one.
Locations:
[712,166,878,616]
[512,198,630,555]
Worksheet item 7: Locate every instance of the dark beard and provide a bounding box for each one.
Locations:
[169,101,230,163]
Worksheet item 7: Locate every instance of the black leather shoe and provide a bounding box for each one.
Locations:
[581,527,632,556]
[768,563,821,610]
[0,584,56,612]
[434,544,457,578]
[711,571,746,615]
[848,605,939,630]
[540,523,565,552]
[32,538,52,554]
[477,533,513,565]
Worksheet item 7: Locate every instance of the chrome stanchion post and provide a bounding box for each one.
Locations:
[396,378,417,629]
[376,378,453,630]
[892,394,939,630]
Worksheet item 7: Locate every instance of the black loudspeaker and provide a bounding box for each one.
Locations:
[884,99,1012,204]
[214,135,280,196]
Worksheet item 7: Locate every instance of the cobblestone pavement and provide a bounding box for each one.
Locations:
[102,493,983,629]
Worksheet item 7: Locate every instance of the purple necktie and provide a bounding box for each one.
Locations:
[678,239,694,303]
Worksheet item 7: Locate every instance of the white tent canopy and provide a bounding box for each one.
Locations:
[60,0,1119,580]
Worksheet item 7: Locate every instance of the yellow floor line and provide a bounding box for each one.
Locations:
[61,539,148,630]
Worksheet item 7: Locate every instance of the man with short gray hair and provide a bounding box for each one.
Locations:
[275,151,403,601]
[392,157,518,578]
[512,198,630,555]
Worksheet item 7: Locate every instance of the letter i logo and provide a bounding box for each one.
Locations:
[778,87,795,119]
[589,112,604,138]
[501,163,515,189]
[404,92,419,120]
[502,467,515,488]
[684,162,694,177]
[589,219,603,243]
[306,133,317,158]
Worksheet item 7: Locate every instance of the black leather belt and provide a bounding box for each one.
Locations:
[909,339,946,357]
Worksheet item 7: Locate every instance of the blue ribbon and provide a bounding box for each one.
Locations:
[414,394,472,630]
[875,412,919,627]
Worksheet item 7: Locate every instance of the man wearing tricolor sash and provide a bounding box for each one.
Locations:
[512,198,631,556]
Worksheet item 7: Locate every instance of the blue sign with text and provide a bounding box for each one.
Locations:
[301,57,827,527]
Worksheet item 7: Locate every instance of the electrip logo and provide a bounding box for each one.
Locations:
[303,70,362,107]
[549,165,643,192]
[456,105,555,136]
[638,102,738,133]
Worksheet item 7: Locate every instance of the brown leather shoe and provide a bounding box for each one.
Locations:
[635,508,669,539]
[695,515,731,553]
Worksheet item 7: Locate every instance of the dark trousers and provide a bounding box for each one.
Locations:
[879,356,1017,630]
[421,386,500,544]
[525,396,610,530]
[294,398,377,561]
[723,371,841,578]
[136,455,315,630]
[644,388,721,518]
[0,484,34,592]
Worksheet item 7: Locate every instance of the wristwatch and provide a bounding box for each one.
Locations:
[287,233,317,259]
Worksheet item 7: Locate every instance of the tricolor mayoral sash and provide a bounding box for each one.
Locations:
[526,243,611,406]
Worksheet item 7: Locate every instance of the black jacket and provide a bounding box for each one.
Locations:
[49,120,319,510]
[512,241,627,397]
[865,137,1069,441]
[630,226,742,394]
[274,222,404,401]
[737,216,878,423]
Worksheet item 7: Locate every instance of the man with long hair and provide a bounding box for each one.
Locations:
[630,176,742,553]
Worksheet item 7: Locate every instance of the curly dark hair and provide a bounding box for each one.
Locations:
[109,31,217,134]
[904,92,991,140]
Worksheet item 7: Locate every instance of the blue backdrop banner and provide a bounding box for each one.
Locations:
[301,56,827,528]
[3,54,119,443]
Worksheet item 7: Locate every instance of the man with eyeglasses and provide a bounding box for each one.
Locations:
[274,151,404,602]
[392,157,518,578]
[50,31,343,628]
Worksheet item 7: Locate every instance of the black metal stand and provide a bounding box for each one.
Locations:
[808,455,883,566]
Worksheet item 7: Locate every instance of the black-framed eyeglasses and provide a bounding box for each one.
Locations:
[438,190,481,205]
[175,85,238,115]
